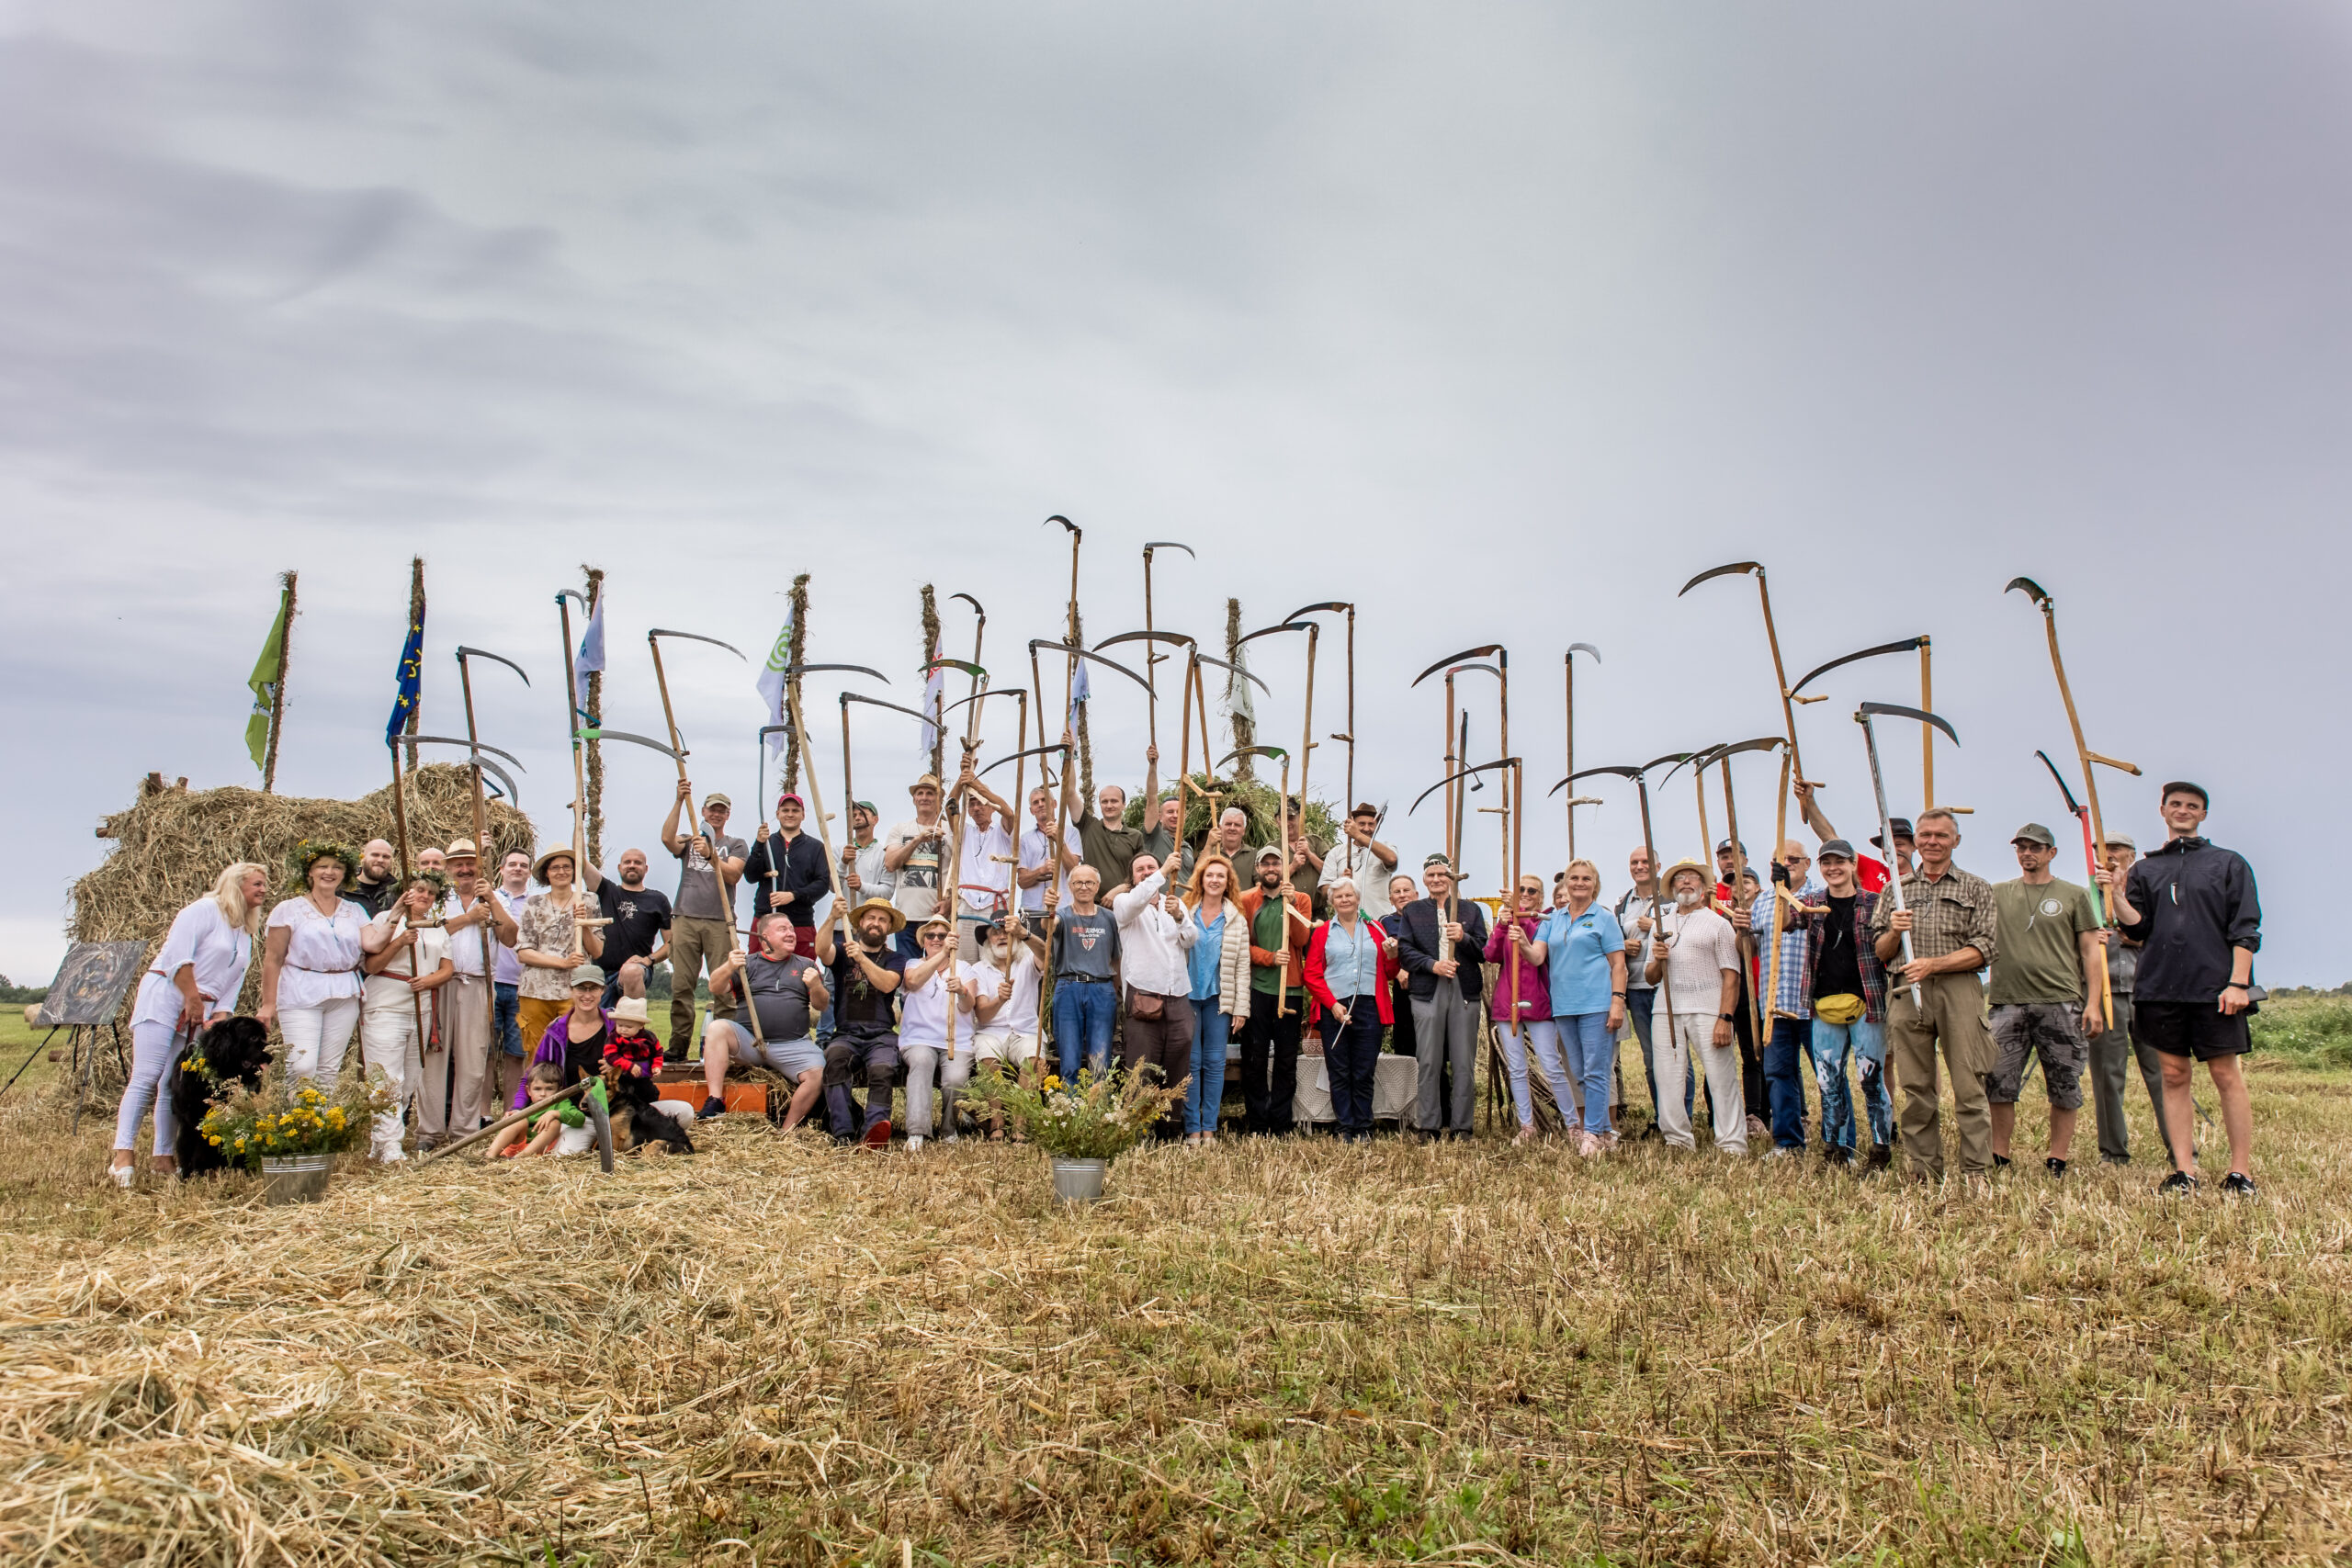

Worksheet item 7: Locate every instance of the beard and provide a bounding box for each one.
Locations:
[1674,887,1703,909]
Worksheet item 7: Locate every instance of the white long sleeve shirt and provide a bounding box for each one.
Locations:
[1110,870,1200,998]
[132,899,254,1030]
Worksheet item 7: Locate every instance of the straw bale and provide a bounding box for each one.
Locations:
[70,764,537,1023]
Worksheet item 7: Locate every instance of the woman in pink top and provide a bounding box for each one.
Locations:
[1486,874,1578,1143]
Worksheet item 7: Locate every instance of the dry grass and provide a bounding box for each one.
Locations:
[3,1057,2348,1568]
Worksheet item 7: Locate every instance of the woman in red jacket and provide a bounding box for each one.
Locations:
[1487,872,1576,1143]
[1306,876,1397,1144]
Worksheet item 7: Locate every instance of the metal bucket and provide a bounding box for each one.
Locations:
[261,1155,332,1206]
[1049,1157,1107,1205]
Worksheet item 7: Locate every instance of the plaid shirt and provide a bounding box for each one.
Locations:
[1868,863,1998,968]
[1801,887,1887,1024]
[1748,878,1824,1019]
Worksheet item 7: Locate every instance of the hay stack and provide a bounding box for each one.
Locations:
[71,765,537,1020]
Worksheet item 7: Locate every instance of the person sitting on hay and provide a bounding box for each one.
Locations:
[699,912,831,1133]
[603,995,694,1155]
[484,1059,606,1159]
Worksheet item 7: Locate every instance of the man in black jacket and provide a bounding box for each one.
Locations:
[2098,782,2261,1197]
[745,792,835,954]
[1395,853,1489,1141]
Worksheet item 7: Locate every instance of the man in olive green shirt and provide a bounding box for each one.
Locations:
[1985,822,2105,1176]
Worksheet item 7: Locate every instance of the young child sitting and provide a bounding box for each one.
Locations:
[603,996,694,1154]
[484,1061,607,1160]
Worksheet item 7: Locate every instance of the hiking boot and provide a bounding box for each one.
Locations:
[2157,1170,2199,1197]
[1823,1145,1852,1167]
[1864,1144,1894,1173]
[2220,1172,2258,1199]
[861,1117,894,1149]
[696,1096,727,1120]
[2045,1156,2067,1179]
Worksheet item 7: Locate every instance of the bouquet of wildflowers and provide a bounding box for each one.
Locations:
[198,1065,395,1168]
[980,1064,1185,1161]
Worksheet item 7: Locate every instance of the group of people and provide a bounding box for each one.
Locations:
[109,730,2264,1196]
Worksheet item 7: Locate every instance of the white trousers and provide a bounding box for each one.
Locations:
[1664,1011,1747,1155]
[114,1019,186,1156]
[901,1041,973,1137]
[1498,1020,1578,1128]
[359,989,424,1161]
[278,998,360,1086]
[417,975,492,1138]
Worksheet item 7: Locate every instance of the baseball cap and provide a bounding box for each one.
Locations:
[1817,839,1856,860]
[704,793,732,810]
[1422,852,1453,872]
[1870,818,1914,850]
[776,791,805,808]
[1714,839,1746,855]
[1255,843,1285,863]
[2011,822,2057,848]
[568,964,606,988]
[853,799,878,815]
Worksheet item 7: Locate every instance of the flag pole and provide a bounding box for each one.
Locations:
[264,570,296,794]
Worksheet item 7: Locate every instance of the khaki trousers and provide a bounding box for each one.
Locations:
[667,916,734,1055]
[418,974,492,1137]
[1886,970,1995,1179]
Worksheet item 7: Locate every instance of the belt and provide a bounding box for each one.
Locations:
[288,964,356,975]
[1057,975,1114,985]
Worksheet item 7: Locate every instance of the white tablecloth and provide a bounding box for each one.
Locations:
[1293,1052,1421,1127]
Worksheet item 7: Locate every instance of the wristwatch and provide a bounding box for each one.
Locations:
[1720,1012,1736,1021]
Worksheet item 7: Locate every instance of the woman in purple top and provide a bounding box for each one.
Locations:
[1485,874,1577,1143]
[513,964,611,1109]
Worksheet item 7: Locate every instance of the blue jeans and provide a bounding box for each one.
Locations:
[493,982,523,1058]
[1558,1011,1617,1136]
[1053,979,1117,1081]
[1187,1003,1233,1134]
[1318,1000,1384,1134]
[1810,1016,1894,1152]
[1763,1016,1812,1150]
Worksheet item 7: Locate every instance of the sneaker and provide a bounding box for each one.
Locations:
[1993,1153,2013,1169]
[696,1096,727,1120]
[2045,1156,2067,1179]
[907,1134,924,1153]
[109,1165,136,1189]
[861,1117,894,1149]
[2220,1172,2258,1199]
[2157,1170,2199,1196]
[1761,1145,1794,1160]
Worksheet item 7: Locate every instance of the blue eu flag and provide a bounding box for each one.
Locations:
[385,614,424,746]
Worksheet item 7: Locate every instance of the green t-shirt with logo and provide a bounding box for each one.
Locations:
[1989,877,2098,1005]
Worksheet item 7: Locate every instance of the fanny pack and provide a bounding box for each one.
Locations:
[1127,988,1167,1021]
[1815,992,1866,1025]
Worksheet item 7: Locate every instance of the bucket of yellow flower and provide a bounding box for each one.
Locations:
[982,1065,1187,1205]
[199,1066,397,1205]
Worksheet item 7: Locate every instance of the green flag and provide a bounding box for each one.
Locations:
[245,587,290,771]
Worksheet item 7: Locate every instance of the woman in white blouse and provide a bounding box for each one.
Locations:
[111,862,268,1186]
[259,842,370,1084]
[357,873,454,1162]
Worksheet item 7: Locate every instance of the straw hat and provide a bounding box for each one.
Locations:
[849,897,906,933]
[1660,858,1713,890]
[444,838,481,862]
[532,847,578,884]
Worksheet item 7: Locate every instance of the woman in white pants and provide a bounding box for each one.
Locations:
[259,841,368,1085]
[897,917,974,1150]
[358,874,453,1162]
[111,863,267,1185]
[1487,874,1578,1143]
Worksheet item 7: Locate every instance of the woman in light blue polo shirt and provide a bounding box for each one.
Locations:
[1522,858,1628,1154]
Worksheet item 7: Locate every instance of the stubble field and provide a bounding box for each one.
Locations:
[0,1001,2347,1565]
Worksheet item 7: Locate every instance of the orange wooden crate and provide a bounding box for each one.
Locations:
[656,1081,766,1114]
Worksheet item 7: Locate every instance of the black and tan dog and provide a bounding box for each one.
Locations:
[171,1016,272,1177]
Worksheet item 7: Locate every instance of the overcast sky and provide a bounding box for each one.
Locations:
[4,2,2346,984]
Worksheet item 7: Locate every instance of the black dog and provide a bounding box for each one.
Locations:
[607,1069,695,1156]
[171,1016,271,1177]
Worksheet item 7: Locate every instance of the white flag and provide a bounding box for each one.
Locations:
[920,664,944,763]
[756,608,794,758]
[1068,655,1091,728]
[1224,645,1254,726]
[573,593,605,716]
